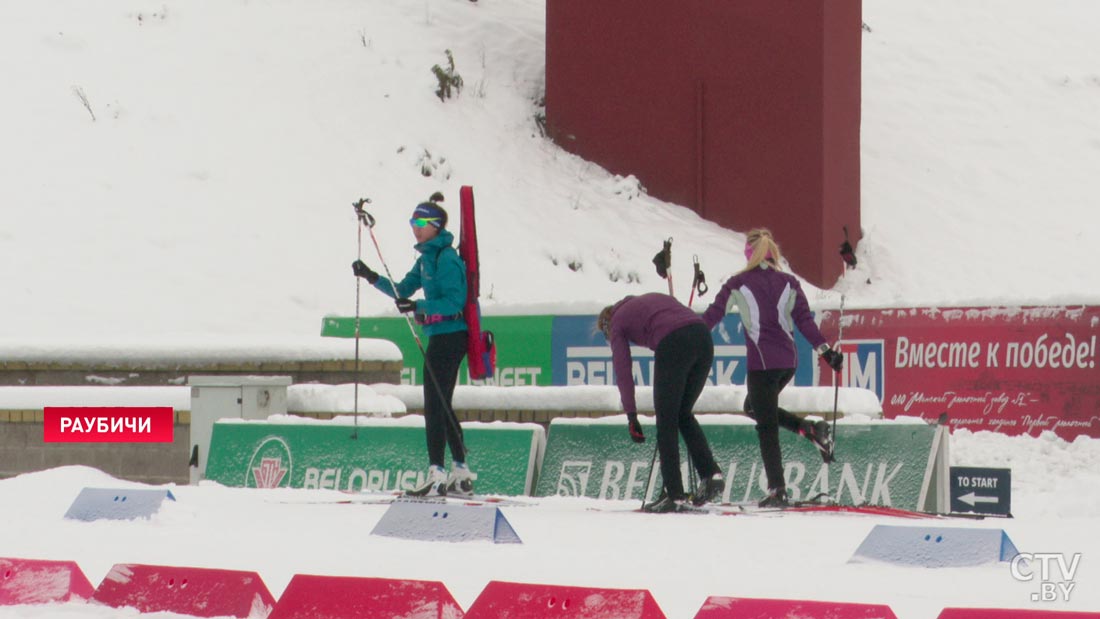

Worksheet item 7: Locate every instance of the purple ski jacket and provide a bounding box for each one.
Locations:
[607,293,703,413]
[702,264,827,371]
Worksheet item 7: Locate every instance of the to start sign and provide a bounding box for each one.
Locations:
[950,466,1012,516]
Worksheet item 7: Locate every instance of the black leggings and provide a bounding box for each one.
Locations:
[423,331,467,467]
[653,323,720,499]
[744,368,803,491]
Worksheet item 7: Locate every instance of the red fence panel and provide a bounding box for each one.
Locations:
[694,596,897,619]
[465,580,665,619]
[938,608,1100,618]
[0,557,94,605]
[91,563,275,618]
[269,574,463,619]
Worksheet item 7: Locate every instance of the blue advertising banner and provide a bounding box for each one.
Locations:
[550,314,816,387]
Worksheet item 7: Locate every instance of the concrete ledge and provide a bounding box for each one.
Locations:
[0,337,403,386]
[0,359,400,387]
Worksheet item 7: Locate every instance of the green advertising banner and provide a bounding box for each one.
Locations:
[205,419,544,495]
[535,418,941,511]
[322,315,553,386]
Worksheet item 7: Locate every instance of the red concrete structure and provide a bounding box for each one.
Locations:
[466,581,666,619]
[92,564,276,618]
[0,557,95,605]
[546,0,862,287]
[694,596,897,619]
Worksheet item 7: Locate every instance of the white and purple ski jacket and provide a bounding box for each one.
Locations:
[702,264,827,371]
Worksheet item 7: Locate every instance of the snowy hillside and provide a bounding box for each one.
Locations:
[4,0,1099,343]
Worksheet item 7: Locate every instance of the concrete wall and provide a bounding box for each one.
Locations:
[0,353,402,483]
[1,412,191,484]
[546,0,862,287]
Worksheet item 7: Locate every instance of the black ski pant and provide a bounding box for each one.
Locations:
[653,323,721,499]
[423,330,467,467]
[744,368,804,491]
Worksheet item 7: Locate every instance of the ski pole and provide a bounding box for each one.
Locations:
[641,440,659,510]
[830,294,846,457]
[664,239,674,297]
[350,199,371,440]
[688,256,697,307]
[356,203,468,457]
[686,450,697,501]
[688,255,708,308]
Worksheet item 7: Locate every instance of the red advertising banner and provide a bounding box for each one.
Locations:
[43,407,175,443]
[817,306,1100,440]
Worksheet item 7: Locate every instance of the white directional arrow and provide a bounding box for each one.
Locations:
[959,492,999,506]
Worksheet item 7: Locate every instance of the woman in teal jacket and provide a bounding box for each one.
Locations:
[352,198,473,497]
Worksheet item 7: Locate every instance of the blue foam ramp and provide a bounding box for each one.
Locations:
[64,488,177,522]
[370,499,521,544]
[850,525,1019,568]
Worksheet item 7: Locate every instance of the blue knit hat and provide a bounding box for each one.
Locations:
[411,201,447,228]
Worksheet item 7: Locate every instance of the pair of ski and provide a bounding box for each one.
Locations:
[352,491,532,508]
[390,492,532,508]
[619,494,941,519]
[645,494,833,516]
[268,489,532,508]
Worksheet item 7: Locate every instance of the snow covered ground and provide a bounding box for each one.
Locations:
[1,431,1099,619]
[2,0,1099,617]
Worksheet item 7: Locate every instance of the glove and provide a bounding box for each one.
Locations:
[652,240,671,279]
[821,347,844,372]
[351,260,380,284]
[626,412,645,443]
[395,297,417,314]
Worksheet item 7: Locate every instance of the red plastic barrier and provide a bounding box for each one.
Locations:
[269,574,463,619]
[694,596,897,619]
[91,563,276,618]
[939,609,1100,618]
[465,580,666,619]
[0,557,95,605]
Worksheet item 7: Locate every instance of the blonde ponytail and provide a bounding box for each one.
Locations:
[741,228,784,273]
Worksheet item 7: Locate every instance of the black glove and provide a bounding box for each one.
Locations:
[351,260,380,284]
[627,412,645,443]
[395,298,417,314]
[652,239,672,279]
[821,347,844,372]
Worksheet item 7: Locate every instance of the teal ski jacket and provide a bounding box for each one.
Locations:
[373,229,468,337]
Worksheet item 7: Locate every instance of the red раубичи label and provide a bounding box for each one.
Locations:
[43,407,174,443]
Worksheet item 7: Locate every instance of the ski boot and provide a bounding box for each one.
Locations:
[691,473,725,506]
[405,465,448,497]
[445,461,477,497]
[643,490,692,513]
[758,486,789,508]
[802,419,835,463]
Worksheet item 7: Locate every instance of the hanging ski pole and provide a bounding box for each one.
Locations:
[830,294,846,459]
[356,202,468,457]
[688,254,708,307]
[349,198,373,440]
[652,238,674,297]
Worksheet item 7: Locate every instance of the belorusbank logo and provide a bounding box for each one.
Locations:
[556,460,593,497]
[247,436,293,488]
